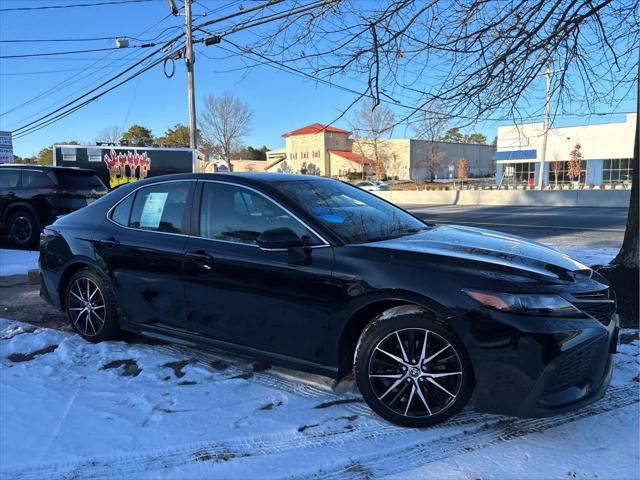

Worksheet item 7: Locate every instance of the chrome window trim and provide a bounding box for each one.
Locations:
[105,178,332,248]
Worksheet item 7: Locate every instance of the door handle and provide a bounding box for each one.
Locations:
[97,237,120,247]
[185,250,214,265]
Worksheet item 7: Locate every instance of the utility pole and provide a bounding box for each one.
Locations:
[537,62,552,190]
[184,0,198,149]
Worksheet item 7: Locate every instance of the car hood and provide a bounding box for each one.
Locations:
[362,224,590,280]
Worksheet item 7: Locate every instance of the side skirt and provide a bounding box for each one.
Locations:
[120,321,340,379]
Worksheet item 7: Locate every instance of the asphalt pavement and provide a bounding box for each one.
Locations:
[404,205,628,248]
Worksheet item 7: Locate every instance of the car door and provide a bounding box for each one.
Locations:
[183,180,339,365]
[0,169,21,226]
[97,180,194,331]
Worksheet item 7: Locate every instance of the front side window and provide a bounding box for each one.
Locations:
[199,182,322,246]
[0,169,21,189]
[127,182,192,234]
[274,179,427,244]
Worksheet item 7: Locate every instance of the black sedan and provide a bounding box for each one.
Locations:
[39,173,619,427]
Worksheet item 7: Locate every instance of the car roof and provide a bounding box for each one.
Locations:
[134,172,334,187]
[0,164,96,174]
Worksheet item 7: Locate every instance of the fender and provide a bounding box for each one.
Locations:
[54,255,104,309]
[3,201,39,226]
[332,289,452,377]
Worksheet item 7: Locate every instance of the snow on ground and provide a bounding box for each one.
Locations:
[0,249,39,277]
[0,316,638,480]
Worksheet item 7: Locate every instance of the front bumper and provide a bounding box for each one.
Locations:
[450,309,619,418]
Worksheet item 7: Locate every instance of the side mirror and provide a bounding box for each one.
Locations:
[256,227,304,250]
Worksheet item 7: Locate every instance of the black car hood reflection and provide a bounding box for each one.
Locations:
[360,224,589,280]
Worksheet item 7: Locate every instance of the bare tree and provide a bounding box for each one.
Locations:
[550,152,564,187]
[199,92,253,171]
[95,125,123,144]
[413,103,449,182]
[351,98,395,180]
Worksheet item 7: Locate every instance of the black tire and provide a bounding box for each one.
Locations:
[65,268,120,343]
[355,308,473,427]
[8,210,39,247]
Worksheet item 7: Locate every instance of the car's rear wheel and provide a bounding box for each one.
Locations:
[8,210,39,247]
[355,310,473,427]
[65,268,120,343]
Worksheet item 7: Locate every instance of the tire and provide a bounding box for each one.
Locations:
[8,210,39,247]
[65,268,120,343]
[355,309,473,427]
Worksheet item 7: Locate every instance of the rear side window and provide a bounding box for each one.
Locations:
[22,170,55,188]
[54,171,107,192]
[0,170,20,188]
[110,193,135,226]
[128,182,192,234]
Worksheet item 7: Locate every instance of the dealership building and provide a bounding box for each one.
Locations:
[494,113,636,187]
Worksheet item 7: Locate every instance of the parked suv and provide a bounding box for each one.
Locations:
[0,165,107,247]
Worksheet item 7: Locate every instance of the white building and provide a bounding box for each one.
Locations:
[494,113,636,187]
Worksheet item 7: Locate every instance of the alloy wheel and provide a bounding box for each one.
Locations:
[67,277,106,337]
[368,328,463,418]
[10,216,33,244]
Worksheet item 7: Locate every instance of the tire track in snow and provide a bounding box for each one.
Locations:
[290,384,639,480]
[0,406,504,479]
[2,385,634,480]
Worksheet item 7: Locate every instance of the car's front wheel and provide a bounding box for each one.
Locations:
[355,309,473,427]
[65,268,120,343]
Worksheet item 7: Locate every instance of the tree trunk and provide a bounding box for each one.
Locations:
[596,67,639,327]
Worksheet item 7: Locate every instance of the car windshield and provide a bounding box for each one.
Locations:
[274,179,428,244]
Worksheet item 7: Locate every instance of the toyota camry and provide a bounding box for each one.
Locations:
[39,173,619,427]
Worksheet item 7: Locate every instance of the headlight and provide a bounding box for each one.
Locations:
[463,289,582,316]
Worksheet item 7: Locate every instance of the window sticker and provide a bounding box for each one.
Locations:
[139,192,168,229]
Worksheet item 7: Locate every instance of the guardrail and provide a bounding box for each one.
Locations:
[374,189,631,208]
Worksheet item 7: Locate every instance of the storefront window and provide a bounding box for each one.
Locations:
[502,162,536,186]
[548,160,587,185]
[602,158,632,184]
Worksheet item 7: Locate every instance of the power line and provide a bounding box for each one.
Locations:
[8,0,316,138]
[13,46,182,139]
[0,44,160,59]
[0,37,116,43]
[0,0,153,12]
[1,12,180,120]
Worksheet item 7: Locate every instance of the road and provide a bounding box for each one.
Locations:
[405,205,627,248]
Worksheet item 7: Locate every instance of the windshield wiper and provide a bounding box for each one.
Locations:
[366,226,430,243]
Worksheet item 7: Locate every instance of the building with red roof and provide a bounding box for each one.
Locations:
[265,123,372,179]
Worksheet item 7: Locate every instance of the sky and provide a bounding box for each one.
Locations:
[0,0,636,158]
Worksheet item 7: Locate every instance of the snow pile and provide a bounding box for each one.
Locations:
[0,249,39,277]
[0,318,638,479]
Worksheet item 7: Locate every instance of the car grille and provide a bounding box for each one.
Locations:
[547,337,607,391]
[572,289,615,325]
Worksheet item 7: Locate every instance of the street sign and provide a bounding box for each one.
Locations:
[0,131,12,164]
